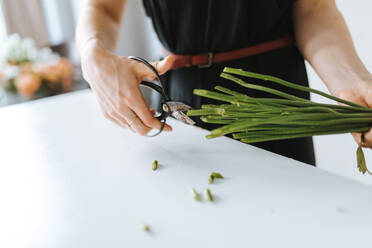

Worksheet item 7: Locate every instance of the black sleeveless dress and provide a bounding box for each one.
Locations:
[142,0,316,166]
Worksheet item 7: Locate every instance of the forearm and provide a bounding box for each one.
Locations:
[75,0,126,55]
[293,0,371,96]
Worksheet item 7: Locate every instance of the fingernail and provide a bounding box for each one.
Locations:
[158,59,166,68]
[166,55,173,62]
[164,126,172,132]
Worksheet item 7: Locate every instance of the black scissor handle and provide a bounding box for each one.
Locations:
[140,80,164,96]
[128,56,169,137]
[128,56,169,100]
[139,80,171,120]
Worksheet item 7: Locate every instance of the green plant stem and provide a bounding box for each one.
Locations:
[205,188,214,202]
[233,124,370,139]
[152,160,158,171]
[208,115,372,138]
[193,89,372,113]
[239,127,370,143]
[202,104,221,109]
[214,85,247,97]
[200,116,236,124]
[191,188,200,201]
[192,68,372,176]
[223,67,367,109]
[220,72,307,102]
[187,108,224,116]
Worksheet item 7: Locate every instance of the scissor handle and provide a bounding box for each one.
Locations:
[139,80,171,120]
[128,56,169,137]
[128,56,169,99]
[140,81,165,97]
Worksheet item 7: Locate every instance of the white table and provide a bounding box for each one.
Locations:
[0,90,371,248]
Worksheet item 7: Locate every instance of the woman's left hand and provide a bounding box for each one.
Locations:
[334,76,372,148]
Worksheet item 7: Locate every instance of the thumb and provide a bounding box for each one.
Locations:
[152,55,173,75]
[134,56,173,81]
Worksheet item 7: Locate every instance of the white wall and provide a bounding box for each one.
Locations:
[0,1,7,40]
[308,0,372,185]
[114,0,163,59]
[70,0,161,100]
[71,0,162,59]
[41,0,75,45]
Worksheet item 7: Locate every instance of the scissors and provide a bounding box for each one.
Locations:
[128,56,195,137]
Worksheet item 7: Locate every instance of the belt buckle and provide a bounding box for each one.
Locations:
[198,52,214,68]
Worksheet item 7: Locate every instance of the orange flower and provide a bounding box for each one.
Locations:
[33,62,59,82]
[61,78,72,91]
[57,58,73,91]
[14,72,41,98]
[33,58,72,86]
[58,58,72,78]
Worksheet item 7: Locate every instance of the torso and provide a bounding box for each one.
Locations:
[143,0,295,53]
[142,0,316,166]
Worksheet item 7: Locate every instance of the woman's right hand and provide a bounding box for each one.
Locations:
[80,40,173,135]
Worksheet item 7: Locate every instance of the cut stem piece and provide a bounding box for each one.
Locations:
[205,188,214,202]
[191,188,200,201]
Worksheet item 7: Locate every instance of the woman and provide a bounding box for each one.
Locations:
[76,0,372,166]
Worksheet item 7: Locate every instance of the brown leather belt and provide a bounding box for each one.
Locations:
[166,36,294,69]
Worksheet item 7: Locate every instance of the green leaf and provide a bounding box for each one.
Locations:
[357,144,367,174]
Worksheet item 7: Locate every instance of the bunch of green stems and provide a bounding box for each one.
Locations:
[187,67,372,174]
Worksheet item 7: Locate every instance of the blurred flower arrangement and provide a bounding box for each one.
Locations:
[0,34,73,99]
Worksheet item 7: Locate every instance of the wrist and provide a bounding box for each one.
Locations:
[333,74,372,101]
[327,65,372,96]
[80,37,106,65]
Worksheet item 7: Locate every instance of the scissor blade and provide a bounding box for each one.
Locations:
[167,101,193,112]
[172,111,195,125]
